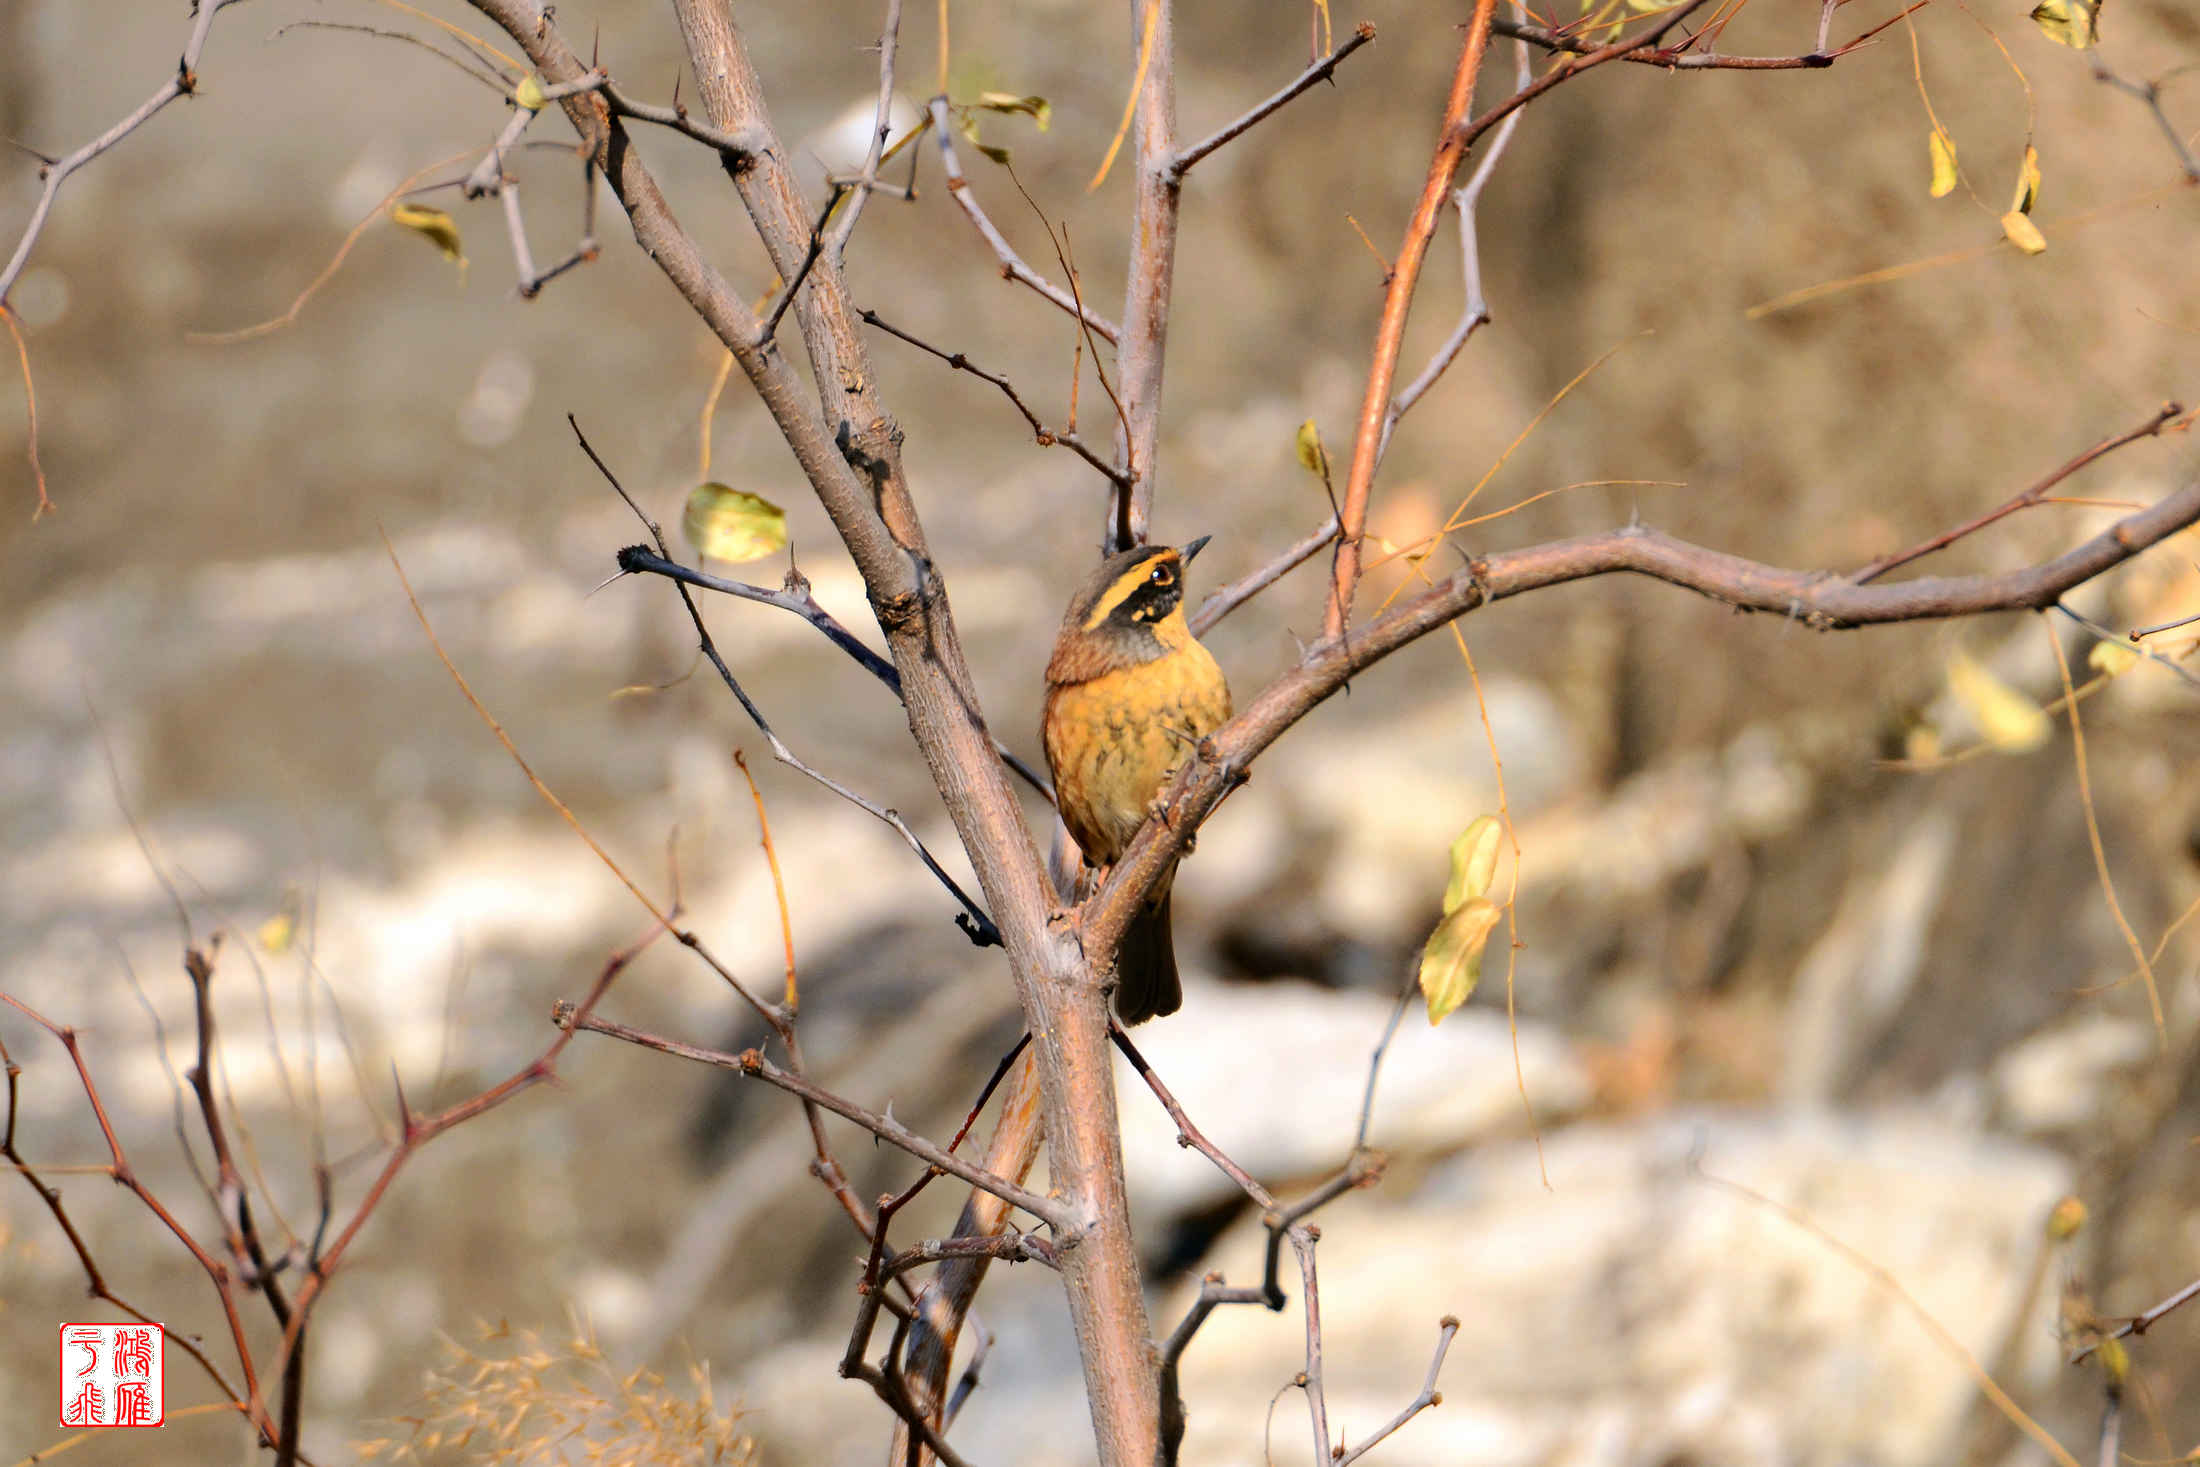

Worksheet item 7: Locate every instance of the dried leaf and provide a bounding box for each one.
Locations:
[514,73,547,111]
[390,202,465,266]
[1420,897,1499,1025]
[1948,650,2051,751]
[682,482,788,564]
[2029,0,2099,48]
[1442,815,1502,913]
[974,92,1052,131]
[2000,209,2048,254]
[1295,418,1329,479]
[1928,128,1959,199]
[2010,144,2042,215]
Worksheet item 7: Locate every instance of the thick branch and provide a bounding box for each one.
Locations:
[1109,0,1181,549]
[1089,476,2200,961]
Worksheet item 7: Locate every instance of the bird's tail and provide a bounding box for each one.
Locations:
[1114,887,1183,1025]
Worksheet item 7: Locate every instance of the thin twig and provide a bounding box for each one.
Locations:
[1334,1316,1460,1465]
[1852,402,2183,584]
[929,96,1122,343]
[763,189,844,341]
[267,21,511,92]
[574,425,1003,944]
[0,0,248,307]
[826,0,906,257]
[601,78,763,161]
[2091,64,2200,182]
[1156,1273,1272,1466]
[861,308,1130,488]
[1189,515,1341,636]
[1170,23,1376,179]
[1292,1229,1330,1467]
[560,1010,1075,1231]
[1490,0,1926,68]
[2071,1276,2200,1362]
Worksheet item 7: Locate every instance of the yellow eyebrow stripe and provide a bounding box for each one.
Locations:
[1082,556,1170,629]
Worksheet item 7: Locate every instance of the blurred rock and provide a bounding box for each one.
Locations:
[1113,977,1591,1220]
[1992,1013,2156,1136]
[1165,1111,2071,1467]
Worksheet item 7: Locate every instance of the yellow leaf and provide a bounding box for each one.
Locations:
[390,202,466,266]
[973,92,1052,131]
[1947,651,2051,752]
[1928,128,1959,199]
[514,73,547,112]
[1443,815,1502,913]
[2088,640,2139,676]
[1419,897,1500,1025]
[1295,418,1329,480]
[2029,0,2099,49]
[257,911,296,954]
[2010,144,2042,215]
[2045,1194,2087,1241]
[682,482,788,564]
[2000,209,2048,254]
[2096,1334,2128,1385]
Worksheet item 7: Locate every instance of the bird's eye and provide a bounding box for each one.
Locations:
[1150,564,1171,584]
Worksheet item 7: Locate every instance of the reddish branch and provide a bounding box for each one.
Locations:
[1852,402,2185,584]
[1325,0,1724,638]
[1491,0,1931,70]
[1321,0,1502,638]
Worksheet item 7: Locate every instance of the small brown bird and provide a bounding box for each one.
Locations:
[1042,537,1232,1023]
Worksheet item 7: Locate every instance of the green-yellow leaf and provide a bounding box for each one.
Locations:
[390,202,465,266]
[974,92,1052,131]
[258,911,296,955]
[1295,418,1329,480]
[1928,128,1959,199]
[1420,897,1500,1025]
[1443,815,1502,913]
[2011,144,2042,215]
[682,482,788,564]
[2088,640,2139,677]
[2030,0,2099,49]
[514,73,547,111]
[2001,209,2048,255]
[1948,650,2051,752]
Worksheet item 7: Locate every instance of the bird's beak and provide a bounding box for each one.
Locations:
[1180,534,1212,565]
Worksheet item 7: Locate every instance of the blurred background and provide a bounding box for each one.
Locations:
[4,0,2200,1460]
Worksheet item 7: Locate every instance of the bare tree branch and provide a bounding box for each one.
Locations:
[860,307,1131,488]
[1852,402,2184,584]
[1334,1316,1460,1465]
[0,0,247,307]
[1189,514,1341,636]
[1108,0,1181,549]
[558,1009,1076,1231]
[1090,473,2200,967]
[1322,0,1504,637]
[825,0,906,258]
[1170,24,1377,180]
[929,96,1122,344]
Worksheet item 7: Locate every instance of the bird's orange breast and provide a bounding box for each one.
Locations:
[1044,639,1231,866]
